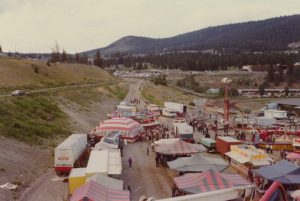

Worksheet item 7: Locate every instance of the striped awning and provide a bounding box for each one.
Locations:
[174,169,251,194]
[70,180,130,201]
[91,117,144,140]
[156,140,206,155]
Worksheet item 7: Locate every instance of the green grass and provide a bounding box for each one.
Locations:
[57,87,104,107]
[0,57,116,93]
[0,94,70,145]
[104,84,129,100]
[141,90,163,107]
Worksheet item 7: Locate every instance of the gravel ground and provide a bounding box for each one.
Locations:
[121,142,177,201]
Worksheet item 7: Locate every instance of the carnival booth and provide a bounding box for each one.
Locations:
[156,140,206,155]
[258,134,294,151]
[293,138,300,153]
[225,145,270,175]
[216,137,241,155]
[86,173,124,190]
[70,180,130,201]
[91,117,145,142]
[254,160,300,185]
[173,169,254,198]
[167,153,228,173]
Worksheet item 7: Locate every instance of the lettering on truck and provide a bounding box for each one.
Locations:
[58,156,69,160]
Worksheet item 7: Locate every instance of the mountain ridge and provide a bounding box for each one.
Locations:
[84,15,300,56]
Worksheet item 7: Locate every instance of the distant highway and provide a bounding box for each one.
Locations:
[0,81,120,98]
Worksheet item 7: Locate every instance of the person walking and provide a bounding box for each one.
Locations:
[128,185,131,196]
[128,157,132,168]
[146,146,149,156]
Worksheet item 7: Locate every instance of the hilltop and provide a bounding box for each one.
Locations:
[85,15,300,55]
[0,57,114,92]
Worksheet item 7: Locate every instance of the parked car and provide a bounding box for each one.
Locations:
[11,90,26,96]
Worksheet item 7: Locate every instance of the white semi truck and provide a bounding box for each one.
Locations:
[54,134,87,174]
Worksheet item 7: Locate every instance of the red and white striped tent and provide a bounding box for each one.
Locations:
[91,117,145,142]
[71,180,130,201]
[156,139,206,155]
[174,169,252,194]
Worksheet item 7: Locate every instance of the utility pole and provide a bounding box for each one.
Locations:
[222,78,232,121]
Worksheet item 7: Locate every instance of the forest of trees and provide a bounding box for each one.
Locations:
[103,51,300,71]
[264,64,300,86]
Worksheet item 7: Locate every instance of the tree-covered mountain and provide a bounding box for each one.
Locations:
[85,15,300,56]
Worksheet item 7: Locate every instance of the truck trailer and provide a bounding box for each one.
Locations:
[174,122,194,143]
[54,134,87,174]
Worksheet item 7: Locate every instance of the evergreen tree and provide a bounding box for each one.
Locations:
[61,49,68,62]
[267,65,274,82]
[0,45,2,53]
[284,86,289,96]
[258,83,265,97]
[75,53,80,63]
[94,50,103,67]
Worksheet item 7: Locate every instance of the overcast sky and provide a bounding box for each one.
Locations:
[1,0,300,53]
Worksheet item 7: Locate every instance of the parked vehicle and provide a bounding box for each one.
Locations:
[162,108,177,117]
[164,102,187,114]
[54,134,87,174]
[11,90,25,96]
[199,138,216,152]
[216,136,241,155]
[174,122,194,143]
[264,110,287,119]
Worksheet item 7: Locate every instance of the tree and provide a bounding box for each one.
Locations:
[284,86,289,97]
[61,49,68,62]
[287,65,294,86]
[94,50,103,67]
[0,45,2,53]
[75,53,80,63]
[267,65,274,82]
[258,83,266,97]
[50,42,61,63]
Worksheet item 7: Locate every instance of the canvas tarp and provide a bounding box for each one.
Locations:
[156,140,206,155]
[86,174,123,190]
[70,180,129,201]
[225,152,249,164]
[254,160,300,184]
[167,153,228,172]
[174,169,252,194]
[91,117,144,141]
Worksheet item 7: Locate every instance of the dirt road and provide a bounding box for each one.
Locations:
[17,96,119,201]
[121,142,176,201]
[0,81,118,98]
[0,137,52,201]
[124,79,146,110]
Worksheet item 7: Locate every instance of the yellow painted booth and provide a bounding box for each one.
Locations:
[69,168,86,194]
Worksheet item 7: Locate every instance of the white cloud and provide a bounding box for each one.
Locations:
[0,0,300,53]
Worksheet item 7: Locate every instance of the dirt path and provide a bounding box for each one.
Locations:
[124,79,146,111]
[0,81,118,98]
[121,142,175,201]
[17,96,119,201]
[0,137,51,201]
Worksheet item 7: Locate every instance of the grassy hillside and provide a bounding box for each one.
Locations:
[0,57,115,93]
[0,94,70,145]
[0,57,130,145]
[141,81,197,107]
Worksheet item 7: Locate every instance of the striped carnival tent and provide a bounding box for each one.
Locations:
[91,117,145,142]
[71,180,130,201]
[156,139,206,155]
[174,169,252,194]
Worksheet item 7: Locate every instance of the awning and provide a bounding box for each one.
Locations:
[251,160,270,166]
[174,169,252,194]
[156,140,206,155]
[225,152,249,164]
[167,153,228,172]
